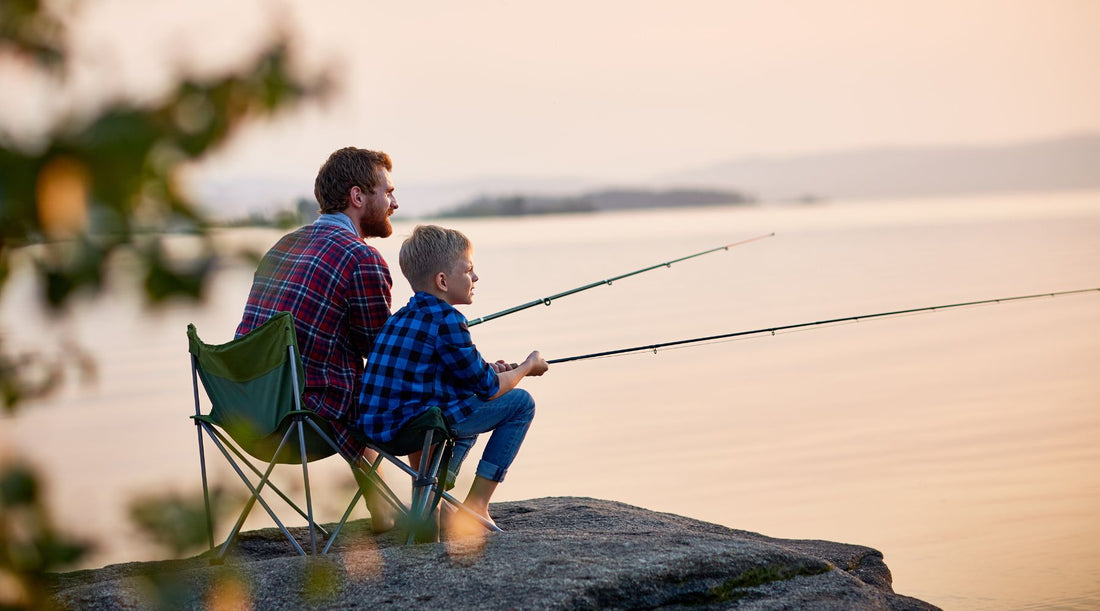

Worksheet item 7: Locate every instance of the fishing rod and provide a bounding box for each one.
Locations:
[547,287,1100,364]
[467,232,775,327]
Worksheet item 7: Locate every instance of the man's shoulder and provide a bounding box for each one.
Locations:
[273,224,385,265]
[313,225,384,257]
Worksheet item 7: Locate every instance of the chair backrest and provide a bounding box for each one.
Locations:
[188,312,311,458]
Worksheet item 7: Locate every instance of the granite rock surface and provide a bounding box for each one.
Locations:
[48,497,939,610]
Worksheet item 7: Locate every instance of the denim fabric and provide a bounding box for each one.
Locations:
[448,388,536,483]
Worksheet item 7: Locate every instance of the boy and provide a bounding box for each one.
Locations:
[358,224,548,527]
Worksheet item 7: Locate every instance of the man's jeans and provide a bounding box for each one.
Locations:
[448,388,536,485]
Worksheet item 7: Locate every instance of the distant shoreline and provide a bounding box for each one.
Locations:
[431,187,757,219]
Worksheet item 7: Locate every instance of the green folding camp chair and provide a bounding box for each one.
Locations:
[188,312,397,558]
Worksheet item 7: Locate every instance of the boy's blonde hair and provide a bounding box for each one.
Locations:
[399,225,472,291]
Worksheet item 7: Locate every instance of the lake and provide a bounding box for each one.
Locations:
[1,189,1098,609]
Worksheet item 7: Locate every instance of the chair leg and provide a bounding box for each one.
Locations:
[361,454,409,515]
[407,432,441,544]
[322,488,362,555]
[424,439,453,532]
[209,427,327,534]
[296,418,318,555]
[349,455,409,518]
[192,360,216,553]
[423,440,448,522]
[195,420,215,553]
[301,418,409,518]
[207,424,307,558]
[297,418,411,554]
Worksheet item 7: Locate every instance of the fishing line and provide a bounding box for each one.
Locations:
[547,287,1100,364]
[467,232,775,327]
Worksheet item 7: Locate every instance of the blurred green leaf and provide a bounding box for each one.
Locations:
[142,239,216,304]
[128,488,236,558]
[0,0,66,70]
[0,463,37,506]
[0,462,90,610]
[0,338,69,413]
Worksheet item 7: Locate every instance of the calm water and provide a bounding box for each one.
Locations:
[2,190,1099,609]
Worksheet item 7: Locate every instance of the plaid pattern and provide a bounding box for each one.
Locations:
[358,291,499,443]
[236,220,392,460]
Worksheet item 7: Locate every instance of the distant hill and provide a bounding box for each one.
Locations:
[435,187,754,218]
[666,133,1100,202]
[192,133,1100,219]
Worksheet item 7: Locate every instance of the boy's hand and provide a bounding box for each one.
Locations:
[488,352,548,400]
[524,351,549,376]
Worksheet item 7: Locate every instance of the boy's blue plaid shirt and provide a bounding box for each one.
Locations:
[359,291,500,442]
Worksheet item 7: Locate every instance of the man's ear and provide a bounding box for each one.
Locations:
[347,186,365,210]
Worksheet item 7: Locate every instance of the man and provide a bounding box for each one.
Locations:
[236,147,399,531]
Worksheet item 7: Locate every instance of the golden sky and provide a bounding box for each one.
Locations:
[5,0,1099,199]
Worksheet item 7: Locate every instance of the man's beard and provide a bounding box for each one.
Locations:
[360,215,392,238]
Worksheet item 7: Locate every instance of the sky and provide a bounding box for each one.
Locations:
[4,0,1100,214]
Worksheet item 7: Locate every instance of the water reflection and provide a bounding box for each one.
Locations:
[1,190,1098,610]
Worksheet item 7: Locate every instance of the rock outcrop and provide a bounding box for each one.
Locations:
[48,497,939,609]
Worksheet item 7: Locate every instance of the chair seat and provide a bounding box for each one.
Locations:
[192,410,338,464]
[352,407,451,457]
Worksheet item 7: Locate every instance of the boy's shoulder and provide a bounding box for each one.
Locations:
[392,292,465,327]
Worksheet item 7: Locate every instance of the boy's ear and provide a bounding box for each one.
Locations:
[433,271,448,292]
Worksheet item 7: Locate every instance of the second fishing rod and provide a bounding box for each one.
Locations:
[466,232,775,327]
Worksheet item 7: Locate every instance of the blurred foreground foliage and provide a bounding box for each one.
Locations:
[128,488,253,609]
[0,461,88,610]
[129,488,235,559]
[0,0,330,409]
[1,0,329,607]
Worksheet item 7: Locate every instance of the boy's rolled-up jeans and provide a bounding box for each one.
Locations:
[447,388,535,487]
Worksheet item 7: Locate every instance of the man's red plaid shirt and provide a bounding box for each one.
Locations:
[236,220,392,460]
